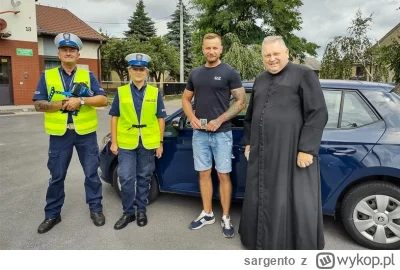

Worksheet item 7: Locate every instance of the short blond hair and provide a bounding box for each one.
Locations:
[203,33,222,42]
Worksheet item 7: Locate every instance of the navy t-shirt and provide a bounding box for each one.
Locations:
[185,62,243,132]
[32,67,106,123]
[108,83,167,119]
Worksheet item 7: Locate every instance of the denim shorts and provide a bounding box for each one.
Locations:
[192,130,233,173]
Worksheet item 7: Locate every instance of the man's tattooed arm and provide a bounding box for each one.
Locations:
[217,87,246,123]
[34,100,63,112]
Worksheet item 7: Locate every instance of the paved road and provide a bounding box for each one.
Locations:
[0,101,366,250]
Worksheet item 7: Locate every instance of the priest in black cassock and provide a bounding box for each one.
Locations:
[239,36,328,250]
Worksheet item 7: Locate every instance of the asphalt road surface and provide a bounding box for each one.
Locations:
[0,101,366,250]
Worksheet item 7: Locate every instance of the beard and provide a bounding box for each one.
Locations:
[206,56,219,63]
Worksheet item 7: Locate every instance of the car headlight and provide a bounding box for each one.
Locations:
[99,134,111,151]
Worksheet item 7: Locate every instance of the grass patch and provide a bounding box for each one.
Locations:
[163,94,182,101]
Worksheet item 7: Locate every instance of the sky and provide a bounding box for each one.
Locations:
[35,0,400,59]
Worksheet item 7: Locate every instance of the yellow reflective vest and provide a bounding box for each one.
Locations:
[117,83,160,150]
[44,67,98,136]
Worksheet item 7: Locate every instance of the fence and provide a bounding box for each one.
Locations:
[101,81,187,96]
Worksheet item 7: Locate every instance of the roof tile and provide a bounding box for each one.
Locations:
[36,4,105,41]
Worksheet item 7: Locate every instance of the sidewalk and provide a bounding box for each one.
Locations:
[0,99,183,115]
[0,105,36,115]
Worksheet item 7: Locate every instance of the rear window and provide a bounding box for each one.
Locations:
[391,91,400,108]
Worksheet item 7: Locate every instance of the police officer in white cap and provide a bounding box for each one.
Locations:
[33,33,108,234]
[109,53,167,230]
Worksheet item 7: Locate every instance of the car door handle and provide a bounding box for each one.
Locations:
[327,147,357,155]
[236,146,246,152]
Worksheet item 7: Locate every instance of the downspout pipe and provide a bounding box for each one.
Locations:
[97,40,103,81]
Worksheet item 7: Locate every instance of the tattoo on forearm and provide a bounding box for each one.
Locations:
[34,100,58,112]
[224,87,246,121]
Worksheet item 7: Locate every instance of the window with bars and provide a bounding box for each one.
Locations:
[44,58,61,70]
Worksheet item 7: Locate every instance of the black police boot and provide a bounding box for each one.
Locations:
[38,216,61,234]
[114,214,136,230]
[137,211,148,227]
[90,212,105,226]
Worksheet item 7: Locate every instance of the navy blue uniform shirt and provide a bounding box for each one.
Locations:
[32,67,106,123]
[108,83,167,119]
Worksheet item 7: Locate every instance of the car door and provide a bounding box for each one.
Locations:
[320,89,386,204]
[230,93,252,199]
[158,112,200,195]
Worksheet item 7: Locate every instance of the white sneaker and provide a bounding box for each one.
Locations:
[189,210,215,230]
[221,215,235,238]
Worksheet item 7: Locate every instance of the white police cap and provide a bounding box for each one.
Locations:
[125,53,151,67]
[54,33,83,50]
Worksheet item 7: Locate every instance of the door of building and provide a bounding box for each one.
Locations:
[0,56,13,105]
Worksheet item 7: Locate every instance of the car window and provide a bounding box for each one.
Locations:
[322,90,342,128]
[229,93,252,115]
[340,91,378,128]
[184,93,252,128]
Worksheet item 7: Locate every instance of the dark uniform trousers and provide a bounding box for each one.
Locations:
[117,139,155,216]
[45,129,103,219]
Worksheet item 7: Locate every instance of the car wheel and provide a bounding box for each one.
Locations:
[341,181,400,249]
[111,164,160,204]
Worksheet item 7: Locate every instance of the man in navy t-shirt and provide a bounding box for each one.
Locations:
[182,33,246,238]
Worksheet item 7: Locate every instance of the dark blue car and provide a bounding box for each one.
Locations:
[99,80,400,250]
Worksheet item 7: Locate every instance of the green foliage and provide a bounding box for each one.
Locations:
[320,10,389,81]
[191,0,318,62]
[222,33,264,80]
[381,37,400,83]
[165,0,193,80]
[143,37,180,84]
[124,0,156,41]
[101,36,179,84]
[101,38,138,82]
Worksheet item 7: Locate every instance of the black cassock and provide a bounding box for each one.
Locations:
[239,62,328,250]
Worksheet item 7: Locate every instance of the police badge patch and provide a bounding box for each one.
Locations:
[136,54,143,61]
[63,33,70,42]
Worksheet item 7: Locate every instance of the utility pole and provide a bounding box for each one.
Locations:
[179,0,184,82]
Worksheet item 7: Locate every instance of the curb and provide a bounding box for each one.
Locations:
[0,106,111,115]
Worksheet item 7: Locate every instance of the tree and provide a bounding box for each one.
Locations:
[143,37,180,85]
[124,0,156,41]
[100,38,138,83]
[191,0,319,62]
[165,0,193,80]
[222,33,264,80]
[381,37,400,83]
[320,10,389,81]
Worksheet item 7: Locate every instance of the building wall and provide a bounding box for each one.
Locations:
[36,56,101,80]
[378,27,400,47]
[38,37,100,59]
[0,0,37,42]
[0,40,40,105]
[37,37,101,81]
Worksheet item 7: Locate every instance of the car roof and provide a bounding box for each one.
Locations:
[242,79,395,92]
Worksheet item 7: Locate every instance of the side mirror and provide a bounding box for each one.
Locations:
[172,116,184,130]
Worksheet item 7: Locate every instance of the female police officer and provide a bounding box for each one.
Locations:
[109,53,166,230]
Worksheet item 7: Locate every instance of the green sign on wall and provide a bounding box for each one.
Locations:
[16,48,33,56]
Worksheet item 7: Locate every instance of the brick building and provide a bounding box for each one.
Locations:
[0,0,105,105]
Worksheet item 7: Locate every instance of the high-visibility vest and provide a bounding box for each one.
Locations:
[117,84,160,150]
[44,67,98,136]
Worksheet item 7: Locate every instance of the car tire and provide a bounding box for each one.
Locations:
[341,181,400,250]
[111,164,160,204]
